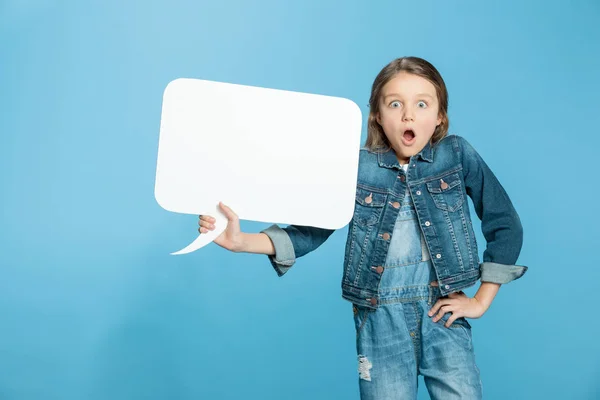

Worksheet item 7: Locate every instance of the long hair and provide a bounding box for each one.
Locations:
[365,57,449,150]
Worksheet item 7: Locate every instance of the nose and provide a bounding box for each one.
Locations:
[402,105,415,122]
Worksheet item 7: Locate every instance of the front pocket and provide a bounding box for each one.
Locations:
[353,305,371,339]
[426,172,464,212]
[439,312,472,330]
[353,186,386,226]
[428,293,472,330]
[437,313,473,350]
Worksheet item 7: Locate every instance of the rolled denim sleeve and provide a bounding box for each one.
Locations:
[457,136,528,284]
[480,262,527,284]
[261,224,335,277]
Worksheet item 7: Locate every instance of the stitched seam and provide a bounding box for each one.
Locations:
[461,207,475,270]
[383,258,428,268]
[411,302,421,369]
[410,167,463,185]
[356,184,390,194]
[444,209,464,272]
[378,296,429,304]
[357,309,370,338]
[354,225,373,287]
[345,222,357,285]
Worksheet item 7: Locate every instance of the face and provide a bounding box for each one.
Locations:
[376,72,442,164]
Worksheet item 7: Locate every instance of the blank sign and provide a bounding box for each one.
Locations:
[154,78,362,255]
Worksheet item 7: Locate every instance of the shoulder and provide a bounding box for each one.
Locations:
[359,146,381,159]
[435,134,463,150]
[356,147,393,189]
[434,134,479,158]
[358,146,382,168]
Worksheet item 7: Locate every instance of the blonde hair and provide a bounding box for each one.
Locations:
[365,57,449,151]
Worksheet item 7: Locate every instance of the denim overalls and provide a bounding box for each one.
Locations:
[353,177,483,399]
[262,136,526,398]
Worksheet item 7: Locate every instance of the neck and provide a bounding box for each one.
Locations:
[394,150,409,165]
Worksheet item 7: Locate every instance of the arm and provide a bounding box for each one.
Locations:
[428,137,527,326]
[458,136,527,284]
[199,202,335,277]
[261,224,335,277]
[429,282,500,327]
[238,232,276,255]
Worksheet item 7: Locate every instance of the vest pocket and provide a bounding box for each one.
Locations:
[426,172,464,212]
[353,186,386,226]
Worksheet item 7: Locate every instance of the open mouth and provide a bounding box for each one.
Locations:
[401,129,416,145]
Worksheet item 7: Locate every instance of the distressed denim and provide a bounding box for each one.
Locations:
[353,190,482,399]
[262,135,527,309]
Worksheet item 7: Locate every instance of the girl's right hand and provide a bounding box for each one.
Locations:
[198,202,245,252]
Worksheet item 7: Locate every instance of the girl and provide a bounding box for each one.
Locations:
[198,57,526,399]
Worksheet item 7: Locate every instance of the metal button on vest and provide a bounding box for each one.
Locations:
[416,190,422,195]
[370,266,384,274]
[365,194,373,204]
[392,202,401,209]
[399,175,406,182]
[368,298,377,306]
[382,233,391,240]
[436,254,442,259]
[425,221,431,227]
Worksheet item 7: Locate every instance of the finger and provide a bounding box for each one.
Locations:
[198,227,209,234]
[445,313,462,328]
[198,218,215,228]
[428,299,452,317]
[199,215,216,223]
[448,291,465,298]
[433,305,453,322]
[219,202,239,221]
[198,220,215,229]
[428,302,441,317]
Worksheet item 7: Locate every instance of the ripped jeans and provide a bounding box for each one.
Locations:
[353,192,483,400]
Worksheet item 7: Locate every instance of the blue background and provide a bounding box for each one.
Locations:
[1,0,599,399]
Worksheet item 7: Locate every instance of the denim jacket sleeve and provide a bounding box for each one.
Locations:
[457,136,528,284]
[260,224,335,277]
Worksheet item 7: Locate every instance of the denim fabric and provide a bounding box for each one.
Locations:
[353,191,482,399]
[262,135,527,309]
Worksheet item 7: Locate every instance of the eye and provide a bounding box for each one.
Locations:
[389,101,401,108]
[417,101,428,108]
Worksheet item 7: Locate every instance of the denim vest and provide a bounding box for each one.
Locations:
[262,135,527,310]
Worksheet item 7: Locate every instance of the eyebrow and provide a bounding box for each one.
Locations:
[383,93,435,100]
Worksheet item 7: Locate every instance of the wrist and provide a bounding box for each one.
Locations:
[235,232,249,253]
[474,282,500,311]
[474,292,494,311]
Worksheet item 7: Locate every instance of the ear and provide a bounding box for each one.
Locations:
[376,112,381,125]
[436,114,443,126]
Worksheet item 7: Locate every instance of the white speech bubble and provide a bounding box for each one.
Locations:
[155,78,362,255]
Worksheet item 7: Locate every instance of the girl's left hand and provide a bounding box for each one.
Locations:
[428,291,487,328]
